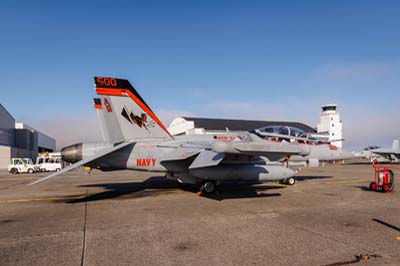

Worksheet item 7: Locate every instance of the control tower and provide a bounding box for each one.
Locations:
[317,104,343,148]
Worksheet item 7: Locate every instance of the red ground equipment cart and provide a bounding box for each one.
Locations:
[370,165,395,192]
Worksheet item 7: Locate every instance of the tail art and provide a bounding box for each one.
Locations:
[94,77,173,141]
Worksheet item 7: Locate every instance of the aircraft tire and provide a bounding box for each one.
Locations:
[286,177,296,185]
[201,181,216,194]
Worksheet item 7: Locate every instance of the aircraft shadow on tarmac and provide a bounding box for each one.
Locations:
[63,176,288,203]
[295,175,333,181]
[372,219,400,232]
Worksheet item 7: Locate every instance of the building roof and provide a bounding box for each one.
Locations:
[181,117,316,133]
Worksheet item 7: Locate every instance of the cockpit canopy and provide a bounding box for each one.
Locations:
[255,125,311,138]
[363,146,381,151]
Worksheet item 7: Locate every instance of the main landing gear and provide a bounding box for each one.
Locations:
[200,180,217,194]
[280,177,296,185]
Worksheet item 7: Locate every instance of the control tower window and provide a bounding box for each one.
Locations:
[323,106,337,112]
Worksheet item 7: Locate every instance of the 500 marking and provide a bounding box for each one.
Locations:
[96,77,117,87]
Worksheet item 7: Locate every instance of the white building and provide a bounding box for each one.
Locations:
[0,104,56,169]
[314,104,343,148]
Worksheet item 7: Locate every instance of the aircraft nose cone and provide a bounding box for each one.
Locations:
[285,167,297,178]
[61,143,83,163]
[281,167,297,179]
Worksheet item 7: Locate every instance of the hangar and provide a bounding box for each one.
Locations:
[168,104,343,147]
[168,117,316,136]
[0,104,56,169]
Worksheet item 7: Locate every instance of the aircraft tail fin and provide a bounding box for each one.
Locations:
[93,98,107,142]
[94,77,173,141]
[92,97,125,143]
[392,139,400,151]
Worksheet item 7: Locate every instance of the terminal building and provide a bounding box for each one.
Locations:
[0,104,56,169]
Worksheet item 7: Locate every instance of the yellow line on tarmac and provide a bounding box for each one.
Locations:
[396,236,400,241]
[0,195,86,203]
[0,177,36,182]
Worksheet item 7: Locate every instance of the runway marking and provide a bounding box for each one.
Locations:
[0,195,87,203]
[396,236,400,241]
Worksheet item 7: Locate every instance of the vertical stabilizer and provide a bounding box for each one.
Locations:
[392,139,400,151]
[93,98,125,143]
[94,77,173,141]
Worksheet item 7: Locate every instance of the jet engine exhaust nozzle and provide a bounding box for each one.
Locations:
[61,143,83,163]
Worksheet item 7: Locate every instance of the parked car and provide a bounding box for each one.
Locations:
[8,158,36,174]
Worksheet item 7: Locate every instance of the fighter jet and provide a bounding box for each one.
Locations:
[252,126,354,167]
[355,140,400,164]
[30,77,311,194]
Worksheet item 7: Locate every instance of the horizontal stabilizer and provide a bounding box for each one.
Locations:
[29,141,133,185]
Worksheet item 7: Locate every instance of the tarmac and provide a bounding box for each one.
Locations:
[0,162,399,266]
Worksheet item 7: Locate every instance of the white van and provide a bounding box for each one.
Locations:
[36,157,62,172]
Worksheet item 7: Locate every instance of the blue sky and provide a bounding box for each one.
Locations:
[1,0,399,149]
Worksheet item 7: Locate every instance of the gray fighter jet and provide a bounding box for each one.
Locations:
[30,77,311,194]
[355,140,400,164]
[252,126,354,167]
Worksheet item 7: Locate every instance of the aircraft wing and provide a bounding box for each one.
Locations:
[29,141,133,185]
[211,140,310,157]
[372,150,400,158]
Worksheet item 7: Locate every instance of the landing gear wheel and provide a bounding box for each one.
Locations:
[201,181,216,194]
[286,177,296,185]
[369,182,378,191]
